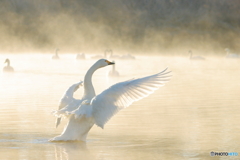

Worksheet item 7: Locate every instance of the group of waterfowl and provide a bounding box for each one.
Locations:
[2,48,240,73]
[50,49,135,77]
[52,49,136,60]
[189,48,240,60]
[49,48,238,141]
[2,57,120,77]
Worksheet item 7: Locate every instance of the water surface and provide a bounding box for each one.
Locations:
[0,54,240,160]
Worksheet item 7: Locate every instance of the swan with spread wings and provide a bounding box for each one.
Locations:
[50,59,171,141]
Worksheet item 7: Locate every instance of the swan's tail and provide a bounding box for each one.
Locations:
[49,116,94,142]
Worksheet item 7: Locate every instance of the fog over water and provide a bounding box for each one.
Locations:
[0,0,240,53]
[1,53,240,159]
[1,1,240,160]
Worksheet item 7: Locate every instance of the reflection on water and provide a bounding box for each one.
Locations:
[53,142,91,160]
[0,54,240,160]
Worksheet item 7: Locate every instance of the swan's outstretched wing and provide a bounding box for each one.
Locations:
[55,81,83,128]
[58,81,83,109]
[91,68,171,128]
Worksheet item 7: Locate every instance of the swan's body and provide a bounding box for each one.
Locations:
[51,59,171,142]
[91,51,107,59]
[3,59,14,72]
[189,51,205,60]
[120,54,135,60]
[108,61,119,77]
[76,53,86,60]
[52,49,60,59]
[225,48,240,59]
[109,50,121,59]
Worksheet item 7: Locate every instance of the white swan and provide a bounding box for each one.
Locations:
[225,48,240,59]
[3,59,14,72]
[108,61,119,77]
[120,53,135,60]
[50,59,171,142]
[108,49,121,59]
[52,48,60,59]
[76,53,86,60]
[91,50,107,59]
[55,81,83,128]
[189,50,205,60]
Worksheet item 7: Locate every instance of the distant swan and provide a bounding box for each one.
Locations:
[91,51,107,59]
[108,49,121,59]
[225,48,240,59]
[76,53,86,60]
[3,59,14,72]
[120,53,135,60]
[55,81,83,128]
[189,50,205,60]
[52,48,60,59]
[108,61,119,77]
[50,59,171,141]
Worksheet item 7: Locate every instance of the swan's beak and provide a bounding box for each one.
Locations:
[106,60,115,65]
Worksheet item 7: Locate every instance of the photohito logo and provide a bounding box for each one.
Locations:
[210,151,238,156]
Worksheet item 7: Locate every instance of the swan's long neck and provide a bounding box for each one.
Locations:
[83,63,99,99]
[226,50,230,55]
[189,52,192,59]
[6,60,10,66]
[112,64,115,71]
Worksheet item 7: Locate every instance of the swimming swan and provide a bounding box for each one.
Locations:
[50,59,171,141]
[109,49,121,59]
[108,61,119,77]
[120,53,135,60]
[52,48,60,59]
[76,53,86,60]
[3,59,14,72]
[225,48,240,58]
[91,50,107,59]
[55,81,83,128]
[189,50,205,60]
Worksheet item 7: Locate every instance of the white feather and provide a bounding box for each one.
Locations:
[91,68,171,128]
[53,81,83,127]
[51,59,171,142]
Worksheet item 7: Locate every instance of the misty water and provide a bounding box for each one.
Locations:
[0,53,239,160]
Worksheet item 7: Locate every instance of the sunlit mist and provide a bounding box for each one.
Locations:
[0,0,240,54]
[0,0,240,159]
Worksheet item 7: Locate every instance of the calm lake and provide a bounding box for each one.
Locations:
[0,53,239,160]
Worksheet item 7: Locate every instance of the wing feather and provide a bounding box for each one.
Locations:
[53,81,83,128]
[91,68,171,128]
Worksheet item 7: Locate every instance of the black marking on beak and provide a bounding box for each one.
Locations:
[106,60,115,65]
[108,62,115,65]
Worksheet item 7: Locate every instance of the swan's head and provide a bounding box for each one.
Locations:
[96,59,115,68]
[4,59,10,64]
[225,48,230,52]
[55,48,59,54]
